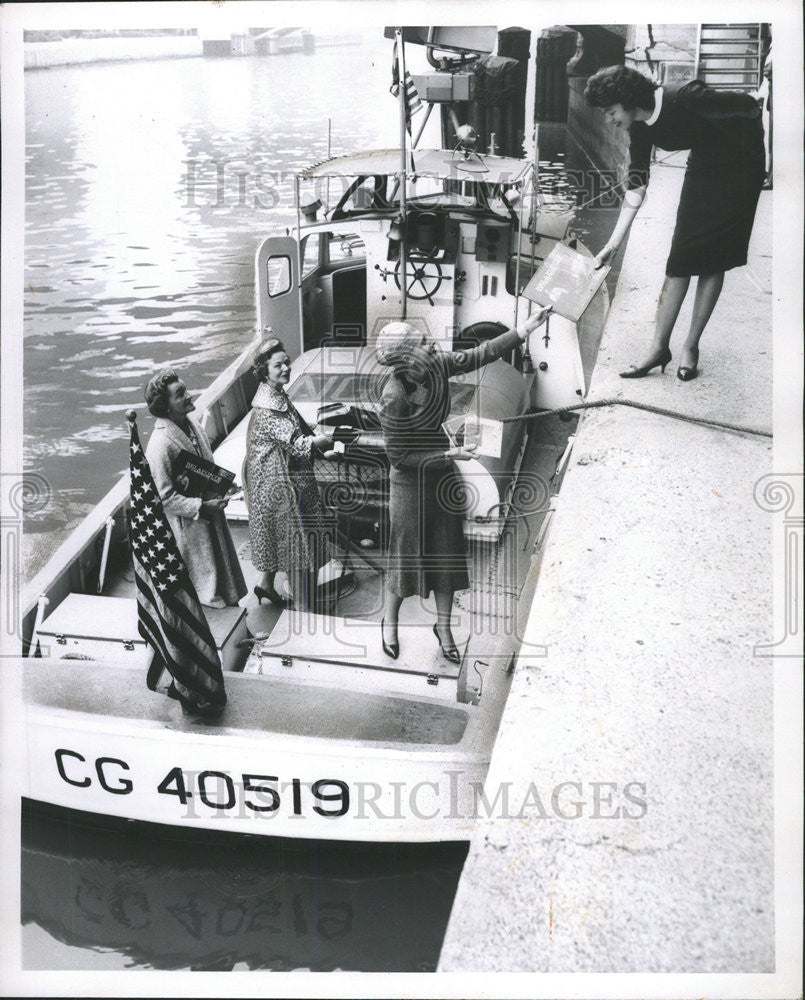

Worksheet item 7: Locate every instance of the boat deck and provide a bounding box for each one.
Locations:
[97,413,575,692]
[27,413,576,776]
[26,661,471,746]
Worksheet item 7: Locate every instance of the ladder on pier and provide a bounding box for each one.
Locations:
[695,24,766,91]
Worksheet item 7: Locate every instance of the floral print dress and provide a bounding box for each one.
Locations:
[246,382,329,575]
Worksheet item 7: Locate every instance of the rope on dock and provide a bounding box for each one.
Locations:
[502,398,773,439]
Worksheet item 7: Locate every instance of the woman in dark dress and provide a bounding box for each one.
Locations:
[585,65,766,381]
[374,311,549,662]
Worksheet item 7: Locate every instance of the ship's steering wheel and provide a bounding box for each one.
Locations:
[393,251,448,303]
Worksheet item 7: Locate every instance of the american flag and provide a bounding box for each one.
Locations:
[127,413,226,715]
[390,39,422,133]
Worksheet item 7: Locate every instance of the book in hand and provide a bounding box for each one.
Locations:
[463,416,503,459]
[441,415,503,458]
[522,243,610,322]
[174,450,236,499]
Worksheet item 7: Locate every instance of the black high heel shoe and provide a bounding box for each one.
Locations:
[433,623,460,665]
[254,584,290,607]
[619,348,672,379]
[677,348,699,382]
[381,618,399,660]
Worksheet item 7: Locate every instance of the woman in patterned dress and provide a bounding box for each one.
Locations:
[245,337,333,611]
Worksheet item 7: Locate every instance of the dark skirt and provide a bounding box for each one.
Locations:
[385,464,470,599]
[666,164,764,277]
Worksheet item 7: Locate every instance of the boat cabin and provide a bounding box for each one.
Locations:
[257,148,574,360]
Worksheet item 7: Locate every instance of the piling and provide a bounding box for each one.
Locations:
[442,28,530,157]
[534,28,577,122]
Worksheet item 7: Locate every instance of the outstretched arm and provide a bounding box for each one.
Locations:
[594,185,647,269]
[444,307,552,377]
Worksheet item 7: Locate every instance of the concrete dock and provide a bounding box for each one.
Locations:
[439,156,778,973]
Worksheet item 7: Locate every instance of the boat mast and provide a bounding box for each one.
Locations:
[395,27,408,319]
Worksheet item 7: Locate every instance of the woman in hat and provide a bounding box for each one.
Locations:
[144,368,246,609]
[245,336,334,611]
[585,64,766,381]
[374,311,549,662]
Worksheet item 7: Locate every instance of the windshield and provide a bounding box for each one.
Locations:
[288,372,477,412]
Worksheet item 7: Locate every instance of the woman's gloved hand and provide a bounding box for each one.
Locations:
[516,306,553,339]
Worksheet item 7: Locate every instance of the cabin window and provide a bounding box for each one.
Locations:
[328,232,365,260]
[266,255,292,297]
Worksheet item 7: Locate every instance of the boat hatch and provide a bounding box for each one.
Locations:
[248,611,465,703]
[34,594,249,674]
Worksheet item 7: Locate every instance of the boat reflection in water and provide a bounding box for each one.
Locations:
[21,804,466,971]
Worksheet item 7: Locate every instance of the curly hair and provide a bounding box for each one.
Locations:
[251,337,286,382]
[584,65,657,111]
[144,368,180,417]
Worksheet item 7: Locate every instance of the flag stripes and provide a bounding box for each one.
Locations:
[128,416,226,714]
[390,40,422,131]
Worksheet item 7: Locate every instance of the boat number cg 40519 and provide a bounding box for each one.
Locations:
[54,749,351,818]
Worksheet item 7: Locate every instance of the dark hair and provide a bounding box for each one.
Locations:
[144,368,180,417]
[251,337,286,382]
[584,65,657,111]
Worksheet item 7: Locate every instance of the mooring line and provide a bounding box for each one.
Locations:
[502,398,772,439]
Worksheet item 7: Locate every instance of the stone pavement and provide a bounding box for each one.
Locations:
[439,158,777,974]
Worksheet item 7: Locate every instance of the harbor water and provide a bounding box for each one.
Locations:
[21,47,621,971]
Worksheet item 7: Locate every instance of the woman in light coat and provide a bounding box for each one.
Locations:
[144,368,246,609]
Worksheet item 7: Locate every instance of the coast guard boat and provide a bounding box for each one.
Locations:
[18,27,608,842]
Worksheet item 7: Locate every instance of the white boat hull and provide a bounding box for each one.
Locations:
[23,660,512,843]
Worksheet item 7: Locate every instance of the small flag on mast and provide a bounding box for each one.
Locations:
[126,411,226,717]
[390,39,422,133]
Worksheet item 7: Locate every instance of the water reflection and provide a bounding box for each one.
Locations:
[23,46,395,580]
[22,805,466,971]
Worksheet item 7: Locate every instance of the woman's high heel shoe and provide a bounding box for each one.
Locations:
[433,623,460,665]
[619,348,672,379]
[254,584,290,607]
[677,348,699,382]
[381,617,399,660]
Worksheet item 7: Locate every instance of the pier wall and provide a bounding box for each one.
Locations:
[566,24,697,175]
[567,75,629,176]
[439,155,777,973]
[24,36,203,69]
